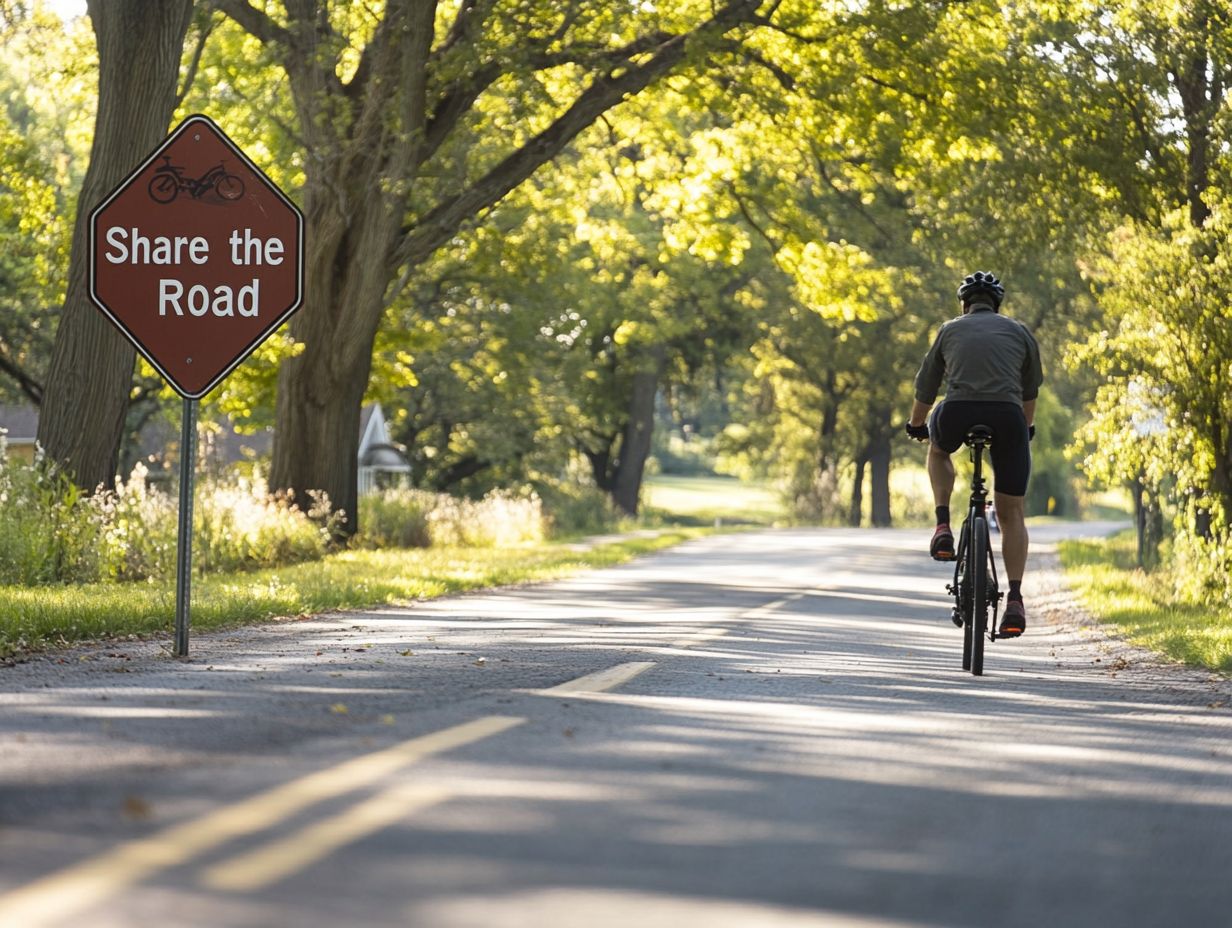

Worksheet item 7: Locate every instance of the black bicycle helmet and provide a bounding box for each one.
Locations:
[957,271,1005,307]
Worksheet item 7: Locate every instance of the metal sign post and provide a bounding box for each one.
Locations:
[174,397,198,658]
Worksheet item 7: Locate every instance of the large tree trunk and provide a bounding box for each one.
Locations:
[270,184,401,537]
[869,431,892,527]
[584,442,617,494]
[36,0,193,488]
[611,345,667,517]
[1172,32,1216,228]
[848,455,866,527]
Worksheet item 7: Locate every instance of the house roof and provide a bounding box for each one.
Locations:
[0,404,39,442]
[360,442,411,471]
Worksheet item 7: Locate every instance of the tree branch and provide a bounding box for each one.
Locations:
[212,0,288,45]
[393,0,765,272]
[433,0,492,60]
[397,0,440,164]
[0,342,43,405]
[175,5,218,107]
[859,72,931,104]
[728,184,789,274]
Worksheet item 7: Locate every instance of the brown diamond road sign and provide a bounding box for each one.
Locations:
[89,114,304,398]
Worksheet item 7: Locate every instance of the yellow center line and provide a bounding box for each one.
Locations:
[0,715,524,928]
[213,654,678,889]
[741,592,804,621]
[201,782,451,892]
[539,661,657,695]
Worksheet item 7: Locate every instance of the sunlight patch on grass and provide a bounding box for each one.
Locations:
[1059,531,1232,673]
[0,530,704,657]
[642,475,785,526]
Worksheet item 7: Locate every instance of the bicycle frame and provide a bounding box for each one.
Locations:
[152,158,236,199]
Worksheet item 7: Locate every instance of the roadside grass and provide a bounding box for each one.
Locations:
[0,530,704,659]
[642,474,785,526]
[1059,530,1232,673]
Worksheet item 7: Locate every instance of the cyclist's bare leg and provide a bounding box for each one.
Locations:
[994,492,1027,580]
[995,492,1028,635]
[927,442,955,512]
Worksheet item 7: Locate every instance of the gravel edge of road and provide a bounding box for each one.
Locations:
[1033,542,1232,706]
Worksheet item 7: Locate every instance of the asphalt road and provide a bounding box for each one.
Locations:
[2,524,1231,928]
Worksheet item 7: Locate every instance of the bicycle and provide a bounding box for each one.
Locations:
[947,425,1006,676]
[148,156,245,204]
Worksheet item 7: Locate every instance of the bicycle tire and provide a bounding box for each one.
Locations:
[961,599,973,670]
[216,174,244,201]
[957,524,973,671]
[970,516,989,676]
[148,174,178,204]
[951,517,970,670]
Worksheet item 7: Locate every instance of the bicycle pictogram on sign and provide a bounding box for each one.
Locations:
[147,156,245,204]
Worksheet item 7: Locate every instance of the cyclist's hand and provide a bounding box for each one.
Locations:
[1028,425,1036,441]
[905,422,930,442]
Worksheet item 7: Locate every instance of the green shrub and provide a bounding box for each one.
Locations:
[427,490,545,547]
[1170,524,1232,609]
[0,450,337,584]
[355,487,548,548]
[94,463,177,580]
[0,452,106,584]
[193,478,336,573]
[355,489,433,548]
[534,481,620,537]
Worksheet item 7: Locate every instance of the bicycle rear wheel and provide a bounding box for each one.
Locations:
[970,516,989,676]
[148,174,178,203]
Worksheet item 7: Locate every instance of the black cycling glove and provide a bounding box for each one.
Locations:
[1028,424,1036,441]
[905,422,930,442]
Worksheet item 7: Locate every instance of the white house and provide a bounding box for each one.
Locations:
[357,402,412,495]
[0,404,38,463]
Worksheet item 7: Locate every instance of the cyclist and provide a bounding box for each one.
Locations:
[904,272,1043,637]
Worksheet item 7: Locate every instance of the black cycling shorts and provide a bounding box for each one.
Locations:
[928,400,1031,497]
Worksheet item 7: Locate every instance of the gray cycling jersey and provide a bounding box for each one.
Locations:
[914,303,1043,405]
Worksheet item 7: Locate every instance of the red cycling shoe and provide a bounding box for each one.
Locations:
[999,600,1026,637]
[929,524,956,561]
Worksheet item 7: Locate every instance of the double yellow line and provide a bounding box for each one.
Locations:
[0,716,521,927]
[0,660,664,927]
[0,594,801,926]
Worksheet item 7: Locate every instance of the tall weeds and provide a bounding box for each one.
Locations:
[0,443,567,587]
[355,488,546,549]
[0,448,336,585]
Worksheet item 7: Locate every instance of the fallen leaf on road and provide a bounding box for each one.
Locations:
[122,796,151,820]
[399,650,415,657]
[329,703,349,715]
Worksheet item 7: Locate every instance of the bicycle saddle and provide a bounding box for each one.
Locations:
[965,425,993,445]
